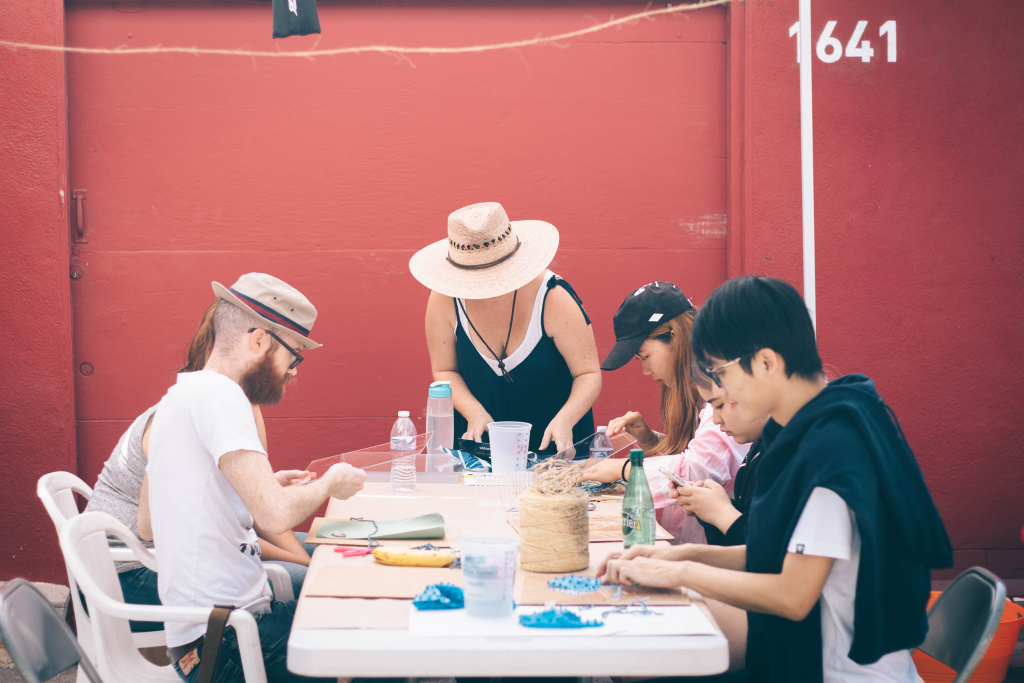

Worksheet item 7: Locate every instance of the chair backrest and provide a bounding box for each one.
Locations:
[37,471,165,665]
[37,471,92,535]
[0,578,104,683]
[59,512,267,683]
[916,566,1007,683]
[37,471,100,666]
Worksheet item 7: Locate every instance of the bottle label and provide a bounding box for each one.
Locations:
[390,436,416,451]
[622,510,644,532]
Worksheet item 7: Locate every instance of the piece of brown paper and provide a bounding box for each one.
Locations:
[517,572,690,606]
[305,562,461,599]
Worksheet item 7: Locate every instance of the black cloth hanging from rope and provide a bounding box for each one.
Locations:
[272,0,321,39]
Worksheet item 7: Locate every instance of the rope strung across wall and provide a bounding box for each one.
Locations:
[0,0,732,60]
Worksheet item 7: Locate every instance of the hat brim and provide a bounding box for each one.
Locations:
[600,334,648,371]
[408,219,559,299]
[211,282,322,350]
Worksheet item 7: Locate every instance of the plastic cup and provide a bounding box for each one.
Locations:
[461,537,519,618]
[487,421,531,473]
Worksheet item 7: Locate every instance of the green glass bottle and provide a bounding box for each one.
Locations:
[621,448,656,547]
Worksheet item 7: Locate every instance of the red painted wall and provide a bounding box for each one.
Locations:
[0,0,76,584]
[743,0,1024,576]
[61,4,729,487]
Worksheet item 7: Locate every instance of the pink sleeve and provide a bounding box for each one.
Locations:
[642,404,750,512]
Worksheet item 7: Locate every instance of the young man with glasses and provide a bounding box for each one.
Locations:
[146,273,367,683]
[599,275,952,683]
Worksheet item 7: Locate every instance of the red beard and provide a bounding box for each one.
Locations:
[240,351,289,406]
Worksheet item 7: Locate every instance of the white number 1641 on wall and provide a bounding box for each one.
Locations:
[789,20,897,63]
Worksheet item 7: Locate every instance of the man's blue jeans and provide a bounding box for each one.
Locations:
[116,566,163,633]
[171,599,331,683]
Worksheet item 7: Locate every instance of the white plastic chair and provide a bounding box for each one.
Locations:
[38,472,292,610]
[37,471,166,660]
[59,511,268,683]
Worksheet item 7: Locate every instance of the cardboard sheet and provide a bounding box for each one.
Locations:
[305,562,461,599]
[518,572,690,606]
[408,604,717,638]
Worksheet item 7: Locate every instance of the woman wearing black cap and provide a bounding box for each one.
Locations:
[584,281,749,544]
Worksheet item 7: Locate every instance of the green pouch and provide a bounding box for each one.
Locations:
[315,512,445,541]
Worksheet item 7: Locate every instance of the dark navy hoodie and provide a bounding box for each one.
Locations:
[744,374,953,682]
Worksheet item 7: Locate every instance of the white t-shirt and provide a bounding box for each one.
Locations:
[788,487,921,682]
[147,370,272,648]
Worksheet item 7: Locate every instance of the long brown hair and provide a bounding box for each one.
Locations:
[647,307,703,456]
[177,300,219,373]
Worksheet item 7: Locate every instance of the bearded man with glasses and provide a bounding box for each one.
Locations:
[145,273,366,683]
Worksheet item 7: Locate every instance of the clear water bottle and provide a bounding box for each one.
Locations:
[390,410,417,491]
[589,426,613,458]
[426,381,454,472]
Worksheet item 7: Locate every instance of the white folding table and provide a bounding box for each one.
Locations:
[287,480,729,679]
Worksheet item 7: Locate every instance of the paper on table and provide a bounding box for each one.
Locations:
[517,572,689,606]
[294,597,413,630]
[304,563,461,599]
[408,604,717,638]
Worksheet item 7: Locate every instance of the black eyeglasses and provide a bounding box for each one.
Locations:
[249,328,304,370]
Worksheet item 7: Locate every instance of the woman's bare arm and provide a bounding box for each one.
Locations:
[425,290,493,440]
[541,285,602,452]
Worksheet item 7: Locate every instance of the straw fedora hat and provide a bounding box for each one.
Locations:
[211,272,322,349]
[409,202,559,299]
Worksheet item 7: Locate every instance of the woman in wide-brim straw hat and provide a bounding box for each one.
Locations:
[409,202,601,454]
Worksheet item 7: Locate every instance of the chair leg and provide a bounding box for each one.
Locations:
[64,598,77,635]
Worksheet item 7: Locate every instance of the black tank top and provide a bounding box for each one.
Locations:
[453,274,595,454]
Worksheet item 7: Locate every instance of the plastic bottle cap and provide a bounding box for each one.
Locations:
[596,426,607,433]
[398,411,410,417]
[428,381,453,398]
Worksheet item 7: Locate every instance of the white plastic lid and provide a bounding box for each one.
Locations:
[398,410,410,417]
[596,425,607,433]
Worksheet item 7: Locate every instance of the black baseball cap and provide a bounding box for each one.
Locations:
[600,281,693,371]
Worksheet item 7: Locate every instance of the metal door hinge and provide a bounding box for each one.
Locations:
[71,189,88,244]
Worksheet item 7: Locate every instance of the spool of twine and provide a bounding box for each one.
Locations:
[518,460,590,572]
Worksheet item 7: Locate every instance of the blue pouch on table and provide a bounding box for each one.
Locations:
[519,608,603,629]
[413,583,464,611]
[441,446,490,472]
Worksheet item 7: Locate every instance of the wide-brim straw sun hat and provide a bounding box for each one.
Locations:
[212,272,322,349]
[409,202,559,299]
